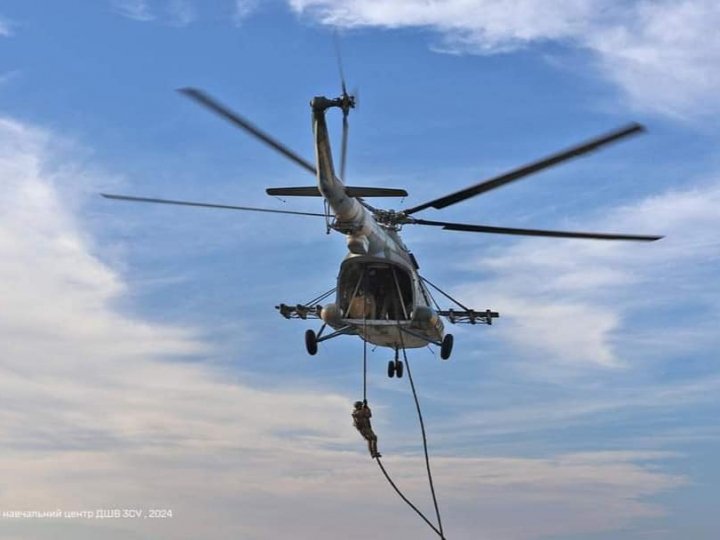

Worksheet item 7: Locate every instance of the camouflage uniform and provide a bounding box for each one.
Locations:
[352,401,380,458]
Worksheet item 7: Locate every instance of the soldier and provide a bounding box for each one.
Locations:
[352,401,381,458]
[347,288,376,319]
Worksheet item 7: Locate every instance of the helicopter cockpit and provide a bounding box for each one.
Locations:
[338,258,414,321]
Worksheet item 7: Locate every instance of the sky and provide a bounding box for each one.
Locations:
[0,1,719,539]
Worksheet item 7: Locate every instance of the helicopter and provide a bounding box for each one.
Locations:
[102,82,662,379]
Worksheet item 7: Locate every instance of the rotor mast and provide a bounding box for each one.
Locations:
[310,95,402,256]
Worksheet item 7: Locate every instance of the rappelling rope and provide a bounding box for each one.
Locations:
[363,273,368,404]
[360,329,447,539]
[398,327,446,539]
[375,457,444,537]
[363,315,368,404]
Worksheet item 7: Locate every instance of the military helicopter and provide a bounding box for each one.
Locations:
[102,80,662,378]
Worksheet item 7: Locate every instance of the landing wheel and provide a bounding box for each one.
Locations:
[305,329,318,356]
[440,333,454,360]
[387,360,395,378]
[395,360,404,378]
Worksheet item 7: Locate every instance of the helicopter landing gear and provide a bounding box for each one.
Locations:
[440,333,454,360]
[387,359,404,378]
[388,349,404,378]
[304,324,353,355]
[305,329,318,356]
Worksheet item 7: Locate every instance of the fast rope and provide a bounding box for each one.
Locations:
[362,314,367,403]
[361,333,447,539]
[376,456,444,537]
[399,339,445,538]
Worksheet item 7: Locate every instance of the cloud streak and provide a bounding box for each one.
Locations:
[234,0,259,24]
[452,179,720,370]
[288,0,720,118]
[166,0,196,27]
[111,0,198,26]
[0,116,692,538]
[0,14,14,37]
[112,0,156,22]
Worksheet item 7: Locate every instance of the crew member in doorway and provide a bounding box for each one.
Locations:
[352,401,381,458]
[348,288,376,319]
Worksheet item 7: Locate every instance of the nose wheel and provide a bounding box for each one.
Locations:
[387,359,404,378]
[387,349,404,378]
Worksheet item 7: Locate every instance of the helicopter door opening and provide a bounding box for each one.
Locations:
[338,261,414,321]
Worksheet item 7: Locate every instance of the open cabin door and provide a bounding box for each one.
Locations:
[338,258,414,321]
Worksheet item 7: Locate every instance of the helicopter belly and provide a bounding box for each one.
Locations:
[342,319,442,349]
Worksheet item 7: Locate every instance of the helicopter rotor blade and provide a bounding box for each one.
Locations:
[334,32,348,97]
[334,34,352,183]
[411,218,662,241]
[403,123,646,215]
[178,87,317,176]
[340,111,349,181]
[101,193,327,217]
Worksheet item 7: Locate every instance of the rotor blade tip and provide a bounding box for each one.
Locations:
[177,87,201,98]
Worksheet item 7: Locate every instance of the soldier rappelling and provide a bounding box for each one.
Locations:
[352,400,381,458]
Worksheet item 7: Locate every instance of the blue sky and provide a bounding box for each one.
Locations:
[1,1,719,539]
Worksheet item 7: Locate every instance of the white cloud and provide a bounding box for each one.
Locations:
[0,15,14,37]
[0,117,690,538]
[290,0,595,49]
[440,375,720,442]
[110,0,262,27]
[0,70,21,86]
[112,0,156,22]
[111,0,202,27]
[587,1,720,118]
[166,0,196,26]
[234,0,259,24]
[455,180,720,369]
[288,0,720,118]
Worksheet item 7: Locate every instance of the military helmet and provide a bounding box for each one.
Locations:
[354,401,363,408]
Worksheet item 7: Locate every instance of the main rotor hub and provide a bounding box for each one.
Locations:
[373,209,410,229]
[310,94,356,114]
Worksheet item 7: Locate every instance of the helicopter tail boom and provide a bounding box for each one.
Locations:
[311,98,365,222]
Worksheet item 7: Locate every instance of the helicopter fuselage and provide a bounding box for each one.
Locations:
[101,84,656,360]
[310,97,443,350]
